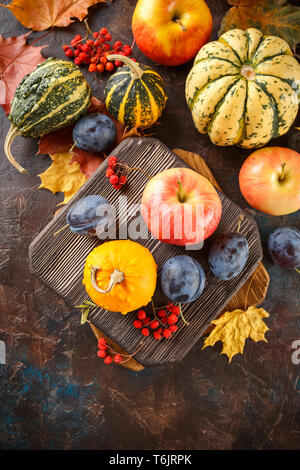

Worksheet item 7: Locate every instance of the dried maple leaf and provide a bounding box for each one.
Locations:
[38,152,87,204]
[202,306,270,363]
[220,0,300,49]
[0,33,45,114]
[0,0,106,31]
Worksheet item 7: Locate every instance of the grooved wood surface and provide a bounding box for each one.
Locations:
[29,138,264,366]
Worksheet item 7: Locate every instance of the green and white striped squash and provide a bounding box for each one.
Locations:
[5,57,92,173]
[186,28,300,149]
[104,54,167,129]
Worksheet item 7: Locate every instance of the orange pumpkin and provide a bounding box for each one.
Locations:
[83,240,157,314]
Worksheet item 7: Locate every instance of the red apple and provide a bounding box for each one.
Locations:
[132,0,213,66]
[141,167,222,246]
[239,147,300,216]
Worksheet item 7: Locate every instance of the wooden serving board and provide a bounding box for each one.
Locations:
[29,138,269,367]
[90,147,270,371]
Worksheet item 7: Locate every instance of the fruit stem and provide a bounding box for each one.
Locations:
[179,304,189,326]
[53,224,69,237]
[295,268,300,275]
[4,124,27,173]
[279,162,286,182]
[236,214,244,233]
[174,18,187,31]
[107,54,143,79]
[177,181,185,203]
[91,266,124,293]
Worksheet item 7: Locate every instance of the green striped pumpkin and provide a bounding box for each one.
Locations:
[104,54,167,129]
[186,28,300,149]
[5,57,92,173]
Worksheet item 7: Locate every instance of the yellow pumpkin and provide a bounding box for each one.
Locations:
[83,240,157,314]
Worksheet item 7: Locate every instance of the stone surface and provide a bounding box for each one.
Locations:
[0,0,299,450]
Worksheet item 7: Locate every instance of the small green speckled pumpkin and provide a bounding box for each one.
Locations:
[5,57,92,173]
[104,54,167,129]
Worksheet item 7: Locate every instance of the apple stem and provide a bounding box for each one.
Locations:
[174,18,187,31]
[53,224,69,237]
[107,54,143,79]
[177,181,185,203]
[236,214,244,233]
[279,162,286,181]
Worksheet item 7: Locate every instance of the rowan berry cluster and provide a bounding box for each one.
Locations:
[133,303,181,340]
[62,26,134,74]
[97,337,142,365]
[106,155,128,190]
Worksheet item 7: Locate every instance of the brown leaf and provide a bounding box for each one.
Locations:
[202,305,270,363]
[0,0,106,31]
[0,33,46,115]
[220,0,300,49]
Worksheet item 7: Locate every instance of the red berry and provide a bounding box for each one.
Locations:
[97,349,106,358]
[98,338,107,347]
[108,156,117,166]
[157,327,163,334]
[93,32,99,39]
[169,324,178,333]
[104,355,113,364]
[150,320,159,329]
[84,56,91,65]
[157,310,166,318]
[119,175,127,185]
[106,168,114,177]
[143,317,151,325]
[74,57,83,66]
[86,39,94,47]
[74,34,82,41]
[161,317,168,324]
[89,63,97,72]
[105,33,112,41]
[168,314,178,325]
[65,49,73,57]
[141,327,150,336]
[171,306,180,315]
[114,41,122,48]
[94,40,100,47]
[79,52,87,60]
[109,175,119,185]
[71,38,78,46]
[96,63,105,73]
[74,49,80,57]
[99,344,107,351]
[133,319,143,329]
[153,331,162,340]
[62,44,69,51]
[163,329,172,339]
[105,61,114,72]
[137,310,146,320]
[100,56,107,65]
[99,36,106,44]
[115,60,123,67]
[113,183,122,190]
[123,45,132,55]
[167,303,174,311]
[114,354,122,363]
[103,43,110,51]
[100,27,108,36]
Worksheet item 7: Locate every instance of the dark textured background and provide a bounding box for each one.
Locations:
[0,0,299,450]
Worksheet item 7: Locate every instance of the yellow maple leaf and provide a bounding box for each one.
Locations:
[38,152,87,205]
[202,306,270,363]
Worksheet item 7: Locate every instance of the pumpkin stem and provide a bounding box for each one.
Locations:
[4,124,27,174]
[91,266,125,294]
[107,54,143,80]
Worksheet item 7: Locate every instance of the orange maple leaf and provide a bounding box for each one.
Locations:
[0,33,46,114]
[1,0,107,31]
